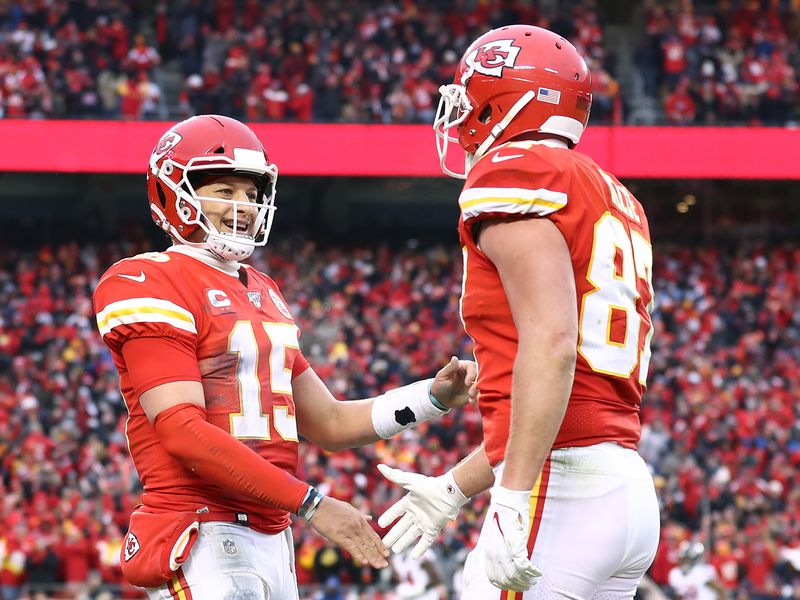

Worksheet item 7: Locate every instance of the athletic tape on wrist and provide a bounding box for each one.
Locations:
[371,378,449,439]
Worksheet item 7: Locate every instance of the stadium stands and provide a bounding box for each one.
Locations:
[1,236,799,598]
[1,1,797,125]
[639,1,800,125]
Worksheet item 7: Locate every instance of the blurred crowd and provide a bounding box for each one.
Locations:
[638,0,800,125]
[0,235,799,598]
[2,0,798,126]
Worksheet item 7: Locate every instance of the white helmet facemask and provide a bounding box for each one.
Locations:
[433,83,473,180]
[152,151,278,261]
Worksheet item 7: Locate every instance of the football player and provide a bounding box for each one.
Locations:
[668,542,725,600]
[378,25,660,598]
[93,115,476,599]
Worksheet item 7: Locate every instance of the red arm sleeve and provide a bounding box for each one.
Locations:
[122,337,202,398]
[153,403,310,513]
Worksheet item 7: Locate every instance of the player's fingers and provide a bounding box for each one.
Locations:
[500,565,528,593]
[521,559,542,579]
[377,463,415,489]
[377,497,407,528]
[506,558,539,591]
[362,523,390,565]
[390,521,422,555]
[381,512,414,549]
[460,359,477,386]
[348,541,368,567]
[435,356,459,381]
[513,572,538,591]
[410,534,434,560]
[468,382,479,405]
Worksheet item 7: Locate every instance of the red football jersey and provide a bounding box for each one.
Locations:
[458,142,654,466]
[93,247,309,533]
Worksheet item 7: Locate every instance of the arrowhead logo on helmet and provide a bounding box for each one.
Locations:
[434,25,593,179]
[464,40,520,79]
[154,132,182,157]
[149,132,183,176]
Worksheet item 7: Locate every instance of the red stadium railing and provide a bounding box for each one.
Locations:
[2,121,799,179]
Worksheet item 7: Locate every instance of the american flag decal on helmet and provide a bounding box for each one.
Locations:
[537,87,561,105]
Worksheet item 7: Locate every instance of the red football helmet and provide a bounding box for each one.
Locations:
[434,25,592,178]
[147,115,278,260]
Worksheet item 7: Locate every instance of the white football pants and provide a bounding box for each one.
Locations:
[146,522,298,600]
[462,443,660,600]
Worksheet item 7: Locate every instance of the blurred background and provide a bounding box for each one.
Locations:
[0,0,799,599]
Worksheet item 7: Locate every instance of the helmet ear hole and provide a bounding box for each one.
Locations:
[155,182,167,208]
[213,146,225,154]
[478,105,492,124]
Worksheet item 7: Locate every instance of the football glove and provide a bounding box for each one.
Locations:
[377,464,469,558]
[484,485,542,592]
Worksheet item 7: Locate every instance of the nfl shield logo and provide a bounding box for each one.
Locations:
[268,288,292,319]
[247,291,262,308]
[222,539,238,555]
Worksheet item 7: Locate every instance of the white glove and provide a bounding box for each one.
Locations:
[484,485,543,592]
[377,464,469,558]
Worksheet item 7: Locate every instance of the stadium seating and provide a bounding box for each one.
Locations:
[1,1,796,125]
[1,236,799,598]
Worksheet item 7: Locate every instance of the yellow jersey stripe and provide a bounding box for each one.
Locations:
[459,196,567,211]
[97,306,193,330]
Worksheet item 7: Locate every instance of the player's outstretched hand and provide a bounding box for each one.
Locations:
[377,464,469,558]
[309,496,389,569]
[484,486,543,591]
[430,356,477,409]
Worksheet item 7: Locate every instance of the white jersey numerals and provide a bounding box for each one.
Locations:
[227,320,299,441]
[578,176,654,384]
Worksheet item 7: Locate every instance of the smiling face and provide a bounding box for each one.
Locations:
[188,174,260,242]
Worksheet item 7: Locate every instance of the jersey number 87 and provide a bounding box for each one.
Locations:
[578,172,654,386]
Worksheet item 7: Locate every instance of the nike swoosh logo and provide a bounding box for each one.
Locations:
[118,271,146,283]
[491,153,524,163]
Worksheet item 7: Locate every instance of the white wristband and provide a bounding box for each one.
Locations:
[371,378,449,439]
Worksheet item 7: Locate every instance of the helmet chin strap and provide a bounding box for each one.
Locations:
[472,90,537,165]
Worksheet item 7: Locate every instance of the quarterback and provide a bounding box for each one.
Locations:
[379,25,660,598]
[93,115,476,599]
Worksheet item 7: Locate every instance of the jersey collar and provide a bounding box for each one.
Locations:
[167,245,241,277]
[498,137,569,150]
[529,138,569,149]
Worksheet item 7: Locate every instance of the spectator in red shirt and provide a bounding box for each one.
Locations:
[662,34,688,89]
[263,80,289,121]
[125,34,160,75]
[743,535,779,595]
[289,81,314,122]
[58,522,95,597]
[116,74,142,120]
[710,539,742,592]
[665,78,696,125]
